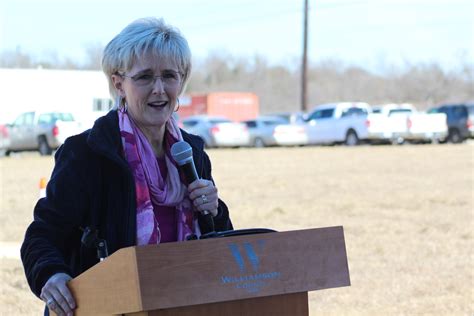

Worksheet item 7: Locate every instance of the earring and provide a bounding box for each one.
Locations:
[174,98,180,112]
[115,96,122,111]
[116,96,127,112]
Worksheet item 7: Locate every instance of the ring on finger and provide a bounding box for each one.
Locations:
[201,194,208,204]
[47,298,56,308]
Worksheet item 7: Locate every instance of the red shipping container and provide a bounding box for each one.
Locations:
[179,92,259,121]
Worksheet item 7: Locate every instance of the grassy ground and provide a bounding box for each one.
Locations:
[0,144,472,315]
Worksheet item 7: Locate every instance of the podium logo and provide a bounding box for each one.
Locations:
[221,241,281,294]
[228,242,259,272]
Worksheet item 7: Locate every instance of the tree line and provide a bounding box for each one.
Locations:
[1,48,472,113]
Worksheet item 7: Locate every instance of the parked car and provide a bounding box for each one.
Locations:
[272,111,307,124]
[272,123,308,146]
[369,103,448,144]
[402,111,448,143]
[181,115,250,148]
[305,102,372,145]
[428,103,474,143]
[0,123,10,156]
[4,111,83,155]
[243,116,288,147]
[366,104,418,144]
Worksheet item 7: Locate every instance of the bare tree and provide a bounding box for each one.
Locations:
[1,47,473,111]
[0,48,34,68]
[83,42,104,70]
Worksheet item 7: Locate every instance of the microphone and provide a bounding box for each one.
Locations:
[171,141,215,234]
[81,227,108,261]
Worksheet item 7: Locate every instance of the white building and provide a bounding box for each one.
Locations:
[0,68,113,128]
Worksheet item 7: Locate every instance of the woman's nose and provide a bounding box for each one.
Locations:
[152,77,165,94]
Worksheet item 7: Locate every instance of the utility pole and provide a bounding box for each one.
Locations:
[301,0,309,112]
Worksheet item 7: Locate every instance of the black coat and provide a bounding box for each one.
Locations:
[21,110,233,298]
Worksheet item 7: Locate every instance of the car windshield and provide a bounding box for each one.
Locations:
[263,120,284,126]
[39,113,74,124]
[308,108,334,120]
[388,109,412,116]
[341,107,368,117]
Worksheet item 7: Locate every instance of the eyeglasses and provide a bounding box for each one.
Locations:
[120,70,182,87]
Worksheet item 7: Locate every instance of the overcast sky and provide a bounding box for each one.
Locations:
[0,0,472,72]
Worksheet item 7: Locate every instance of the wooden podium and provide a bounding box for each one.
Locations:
[64,226,350,316]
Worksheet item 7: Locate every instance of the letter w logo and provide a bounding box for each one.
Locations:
[228,242,260,272]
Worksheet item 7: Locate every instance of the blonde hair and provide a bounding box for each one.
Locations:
[102,17,192,101]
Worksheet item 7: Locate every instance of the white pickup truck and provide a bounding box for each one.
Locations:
[5,111,84,155]
[402,112,448,143]
[304,102,447,145]
[305,102,388,145]
[369,104,448,143]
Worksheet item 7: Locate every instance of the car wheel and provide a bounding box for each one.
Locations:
[254,137,265,148]
[448,129,462,143]
[38,136,52,156]
[345,130,359,146]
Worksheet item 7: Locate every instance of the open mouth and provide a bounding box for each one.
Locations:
[148,101,168,108]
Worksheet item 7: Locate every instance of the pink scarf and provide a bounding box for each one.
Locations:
[118,109,198,245]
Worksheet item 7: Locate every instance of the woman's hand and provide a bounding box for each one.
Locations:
[188,179,218,217]
[40,273,75,316]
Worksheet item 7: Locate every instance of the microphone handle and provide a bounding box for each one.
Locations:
[181,162,199,184]
[180,162,215,234]
[199,212,215,234]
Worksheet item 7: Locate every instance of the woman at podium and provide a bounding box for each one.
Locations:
[21,17,233,316]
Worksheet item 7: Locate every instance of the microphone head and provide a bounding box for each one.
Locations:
[171,141,194,166]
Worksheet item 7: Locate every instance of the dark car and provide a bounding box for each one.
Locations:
[428,104,474,143]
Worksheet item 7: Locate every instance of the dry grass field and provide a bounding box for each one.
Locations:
[0,144,472,315]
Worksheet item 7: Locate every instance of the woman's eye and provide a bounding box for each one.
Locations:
[137,74,153,81]
[163,73,176,79]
